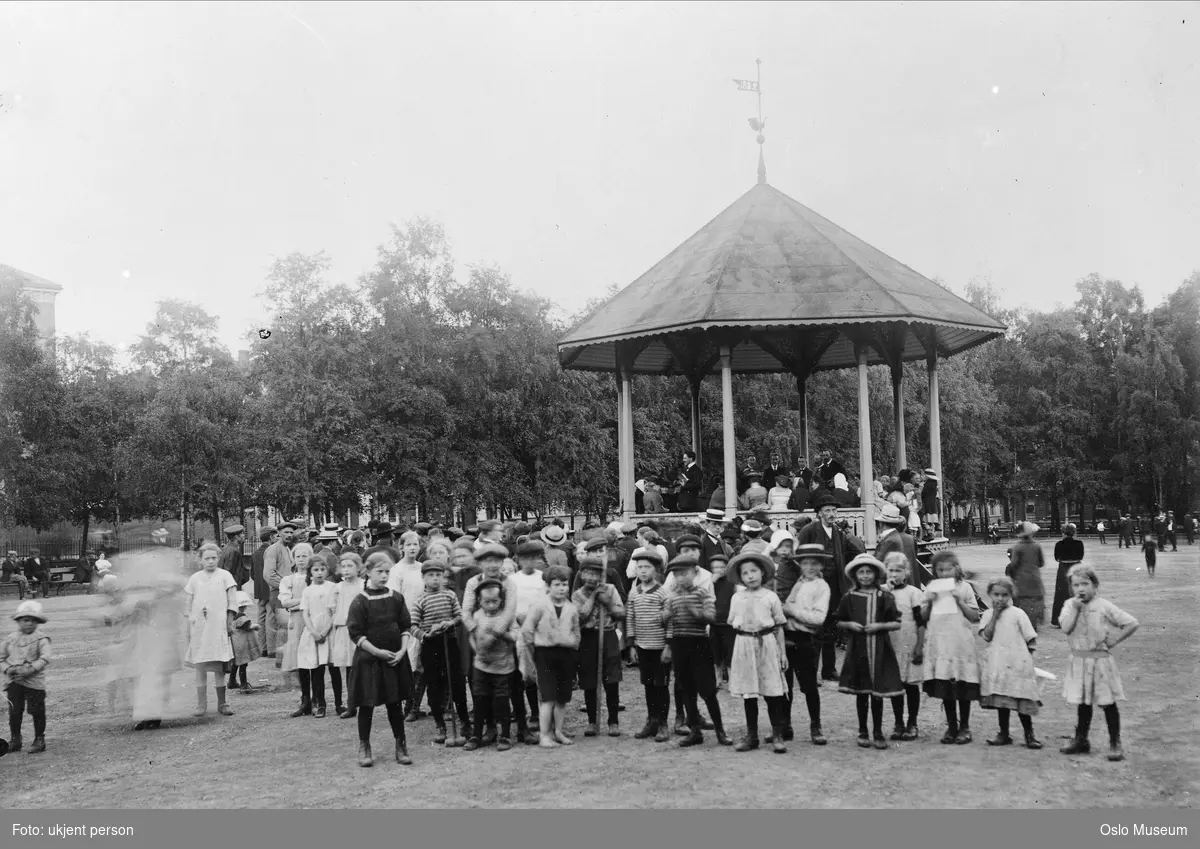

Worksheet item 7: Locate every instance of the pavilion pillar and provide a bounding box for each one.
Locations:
[927,331,943,527]
[719,344,737,517]
[856,343,877,548]
[891,364,907,471]
[689,377,702,458]
[618,357,636,518]
[796,376,810,468]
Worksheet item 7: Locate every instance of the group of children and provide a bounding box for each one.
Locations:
[0,529,1141,769]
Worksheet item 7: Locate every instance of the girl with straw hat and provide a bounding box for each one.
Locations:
[726,552,789,754]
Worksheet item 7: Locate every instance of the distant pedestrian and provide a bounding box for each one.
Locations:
[1141,534,1157,578]
[1050,525,1083,629]
[1006,522,1046,631]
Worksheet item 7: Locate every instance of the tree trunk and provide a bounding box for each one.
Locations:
[182,492,191,551]
[80,512,90,559]
[211,495,222,543]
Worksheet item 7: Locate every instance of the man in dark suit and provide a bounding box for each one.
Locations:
[760,451,789,495]
[1119,513,1133,548]
[677,450,702,513]
[2,550,28,599]
[219,524,247,588]
[873,504,925,585]
[251,526,276,654]
[24,549,49,599]
[699,508,732,569]
[796,495,864,679]
[816,451,846,489]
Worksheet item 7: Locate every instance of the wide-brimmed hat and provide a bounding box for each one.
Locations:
[843,553,888,584]
[674,533,702,550]
[875,503,905,525]
[729,551,776,586]
[812,494,839,511]
[923,468,938,480]
[703,508,729,524]
[420,560,446,575]
[1017,521,1040,537]
[742,519,765,535]
[666,554,699,574]
[474,543,509,562]
[235,591,252,608]
[373,521,394,538]
[540,525,566,545]
[12,600,47,623]
[630,548,664,567]
[792,543,833,563]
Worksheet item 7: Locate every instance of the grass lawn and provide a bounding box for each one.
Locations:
[3,541,1197,808]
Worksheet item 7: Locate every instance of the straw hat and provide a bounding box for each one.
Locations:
[728,551,776,586]
[12,600,47,623]
[792,543,833,563]
[843,553,888,585]
[541,525,566,545]
[703,508,729,524]
[1017,521,1040,537]
[875,502,906,525]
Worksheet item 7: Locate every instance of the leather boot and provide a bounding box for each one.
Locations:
[654,718,671,743]
[29,736,45,754]
[193,687,208,717]
[395,738,412,765]
[810,725,827,745]
[1060,733,1091,755]
[216,688,233,716]
[290,699,312,718]
[1108,735,1124,762]
[678,726,704,748]
[634,719,656,739]
[772,727,788,754]
[358,740,373,767]
[8,734,21,753]
[734,731,759,752]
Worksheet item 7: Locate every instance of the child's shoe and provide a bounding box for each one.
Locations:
[463,737,480,751]
[1060,735,1090,755]
[29,736,45,754]
[678,728,704,748]
[524,729,540,746]
[715,728,733,746]
[395,739,412,765]
[1024,731,1043,750]
[782,725,794,742]
[339,707,356,719]
[810,726,827,746]
[290,700,312,718]
[497,737,512,752]
[954,728,973,745]
[900,724,919,740]
[772,728,788,754]
[480,728,498,746]
[987,733,1013,746]
[634,720,656,739]
[313,702,327,718]
[872,735,888,750]
[857,733,872,748]
[240,684,253,695]
[447,733,467,748]
[940,731,957,744]
[699,718,715,731]
[433,724,447,745]
[357,741,373,767]
[734,733,760,752]
[583,723,599,738]
[889,724,907,741]
[1108,735,1125,762]
[673,720,688,737]
[607,724,621,737]
[9,735,21,753]
[654,723,672,743]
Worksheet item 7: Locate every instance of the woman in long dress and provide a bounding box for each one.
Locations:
[1050,524,1084,628]
[183,543,238,718]
[1005,522,1046,630]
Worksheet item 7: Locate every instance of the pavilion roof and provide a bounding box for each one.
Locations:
[558,182,1005,375]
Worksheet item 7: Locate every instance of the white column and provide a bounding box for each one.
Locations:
[689,378,702,457]
[857,343,877,548]
[893,367,907,471]
[927,333,943,528]
[720,345,737,517]
[618,361,636,518]
[797,376,810,468]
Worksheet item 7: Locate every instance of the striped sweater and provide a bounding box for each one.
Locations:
[626,581,668,649]
[410,589,462,640]
[663,589,715,639]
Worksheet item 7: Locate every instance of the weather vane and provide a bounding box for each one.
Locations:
[732,59,766,185]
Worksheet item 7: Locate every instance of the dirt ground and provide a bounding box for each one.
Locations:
[3,542,1197,809]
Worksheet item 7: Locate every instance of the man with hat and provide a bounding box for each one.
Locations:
[219,524,247,589]
[676,449,703,514]
[2,550,28,600]
[263,522,297,661]
[873,503,925,586]
[313,524,342,577]
[920,469,940,529]
[539,523,573,572]
[617,521,641,560]
[699,508,732,571]
[364,522,401,565]
[251,525,277,654]
[796,493,864,680]
[23,549,49,600]
[572,538,628,600]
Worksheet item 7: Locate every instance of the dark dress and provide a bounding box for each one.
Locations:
[835,589,904,698]
[1050,537,1084,627]
[347,587,413,710]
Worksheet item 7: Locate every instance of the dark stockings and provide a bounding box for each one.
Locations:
[942,697,972,734]
[357,703,405,742]
[891,684,921,727]
[997,708,1034,736]
[329,666,343,708]
[1077,703,1120,741]
[857,694,884,736]
[584,683,620,726]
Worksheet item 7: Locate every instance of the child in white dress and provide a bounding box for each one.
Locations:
[329,553,364,718]
[920,551,981,744]
[883,553,925,740]
[727,551,788,754]
[278,543,311,705]
[979,577,1042,749]
[183,543,238,718]
[1058,564,1139,761]
[296,558,338,717]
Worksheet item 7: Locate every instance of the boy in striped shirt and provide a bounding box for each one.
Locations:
[663,557,731,748]
[411,562,469,746]
[626,550,671,742]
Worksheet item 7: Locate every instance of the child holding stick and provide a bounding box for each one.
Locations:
[411,561,469,747]
[573,555,625,737]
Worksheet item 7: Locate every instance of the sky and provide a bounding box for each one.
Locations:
[1,1,1197,354]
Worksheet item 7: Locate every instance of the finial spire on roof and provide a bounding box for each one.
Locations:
[734,60,766,185]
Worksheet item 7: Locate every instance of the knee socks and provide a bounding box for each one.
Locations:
[857,695,884,736]
[998,707,1010,735]
[891,694,906,728]
[943,698,958,735]
[329,666,343,707]
[765,696,788,730]
[675,686,686,726]
[298,668,312,705]
[743,698,759,736]
[958,698,971,729]
[385,703,406,740]
[604,682,619,725]
[804,690,821,729]
[311,667,326,707]
[1077,704,1120,741]
[943,697,972,734]
[584,689,598,725]
[906,684,920,725]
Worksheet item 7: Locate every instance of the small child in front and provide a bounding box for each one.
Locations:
[523,565,580,748]
[411,561,469,747]
[228,591,262,693]
[978,576,1042,749]
[468,579,520,751]
[663,556,730,748]
[625,550,671,742]
[1,601,52,753]
[727,551,789,754]
[836,554,903,750]
[782,544,831,745]
[573,556,625,737]
[1059,564,1139,761]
